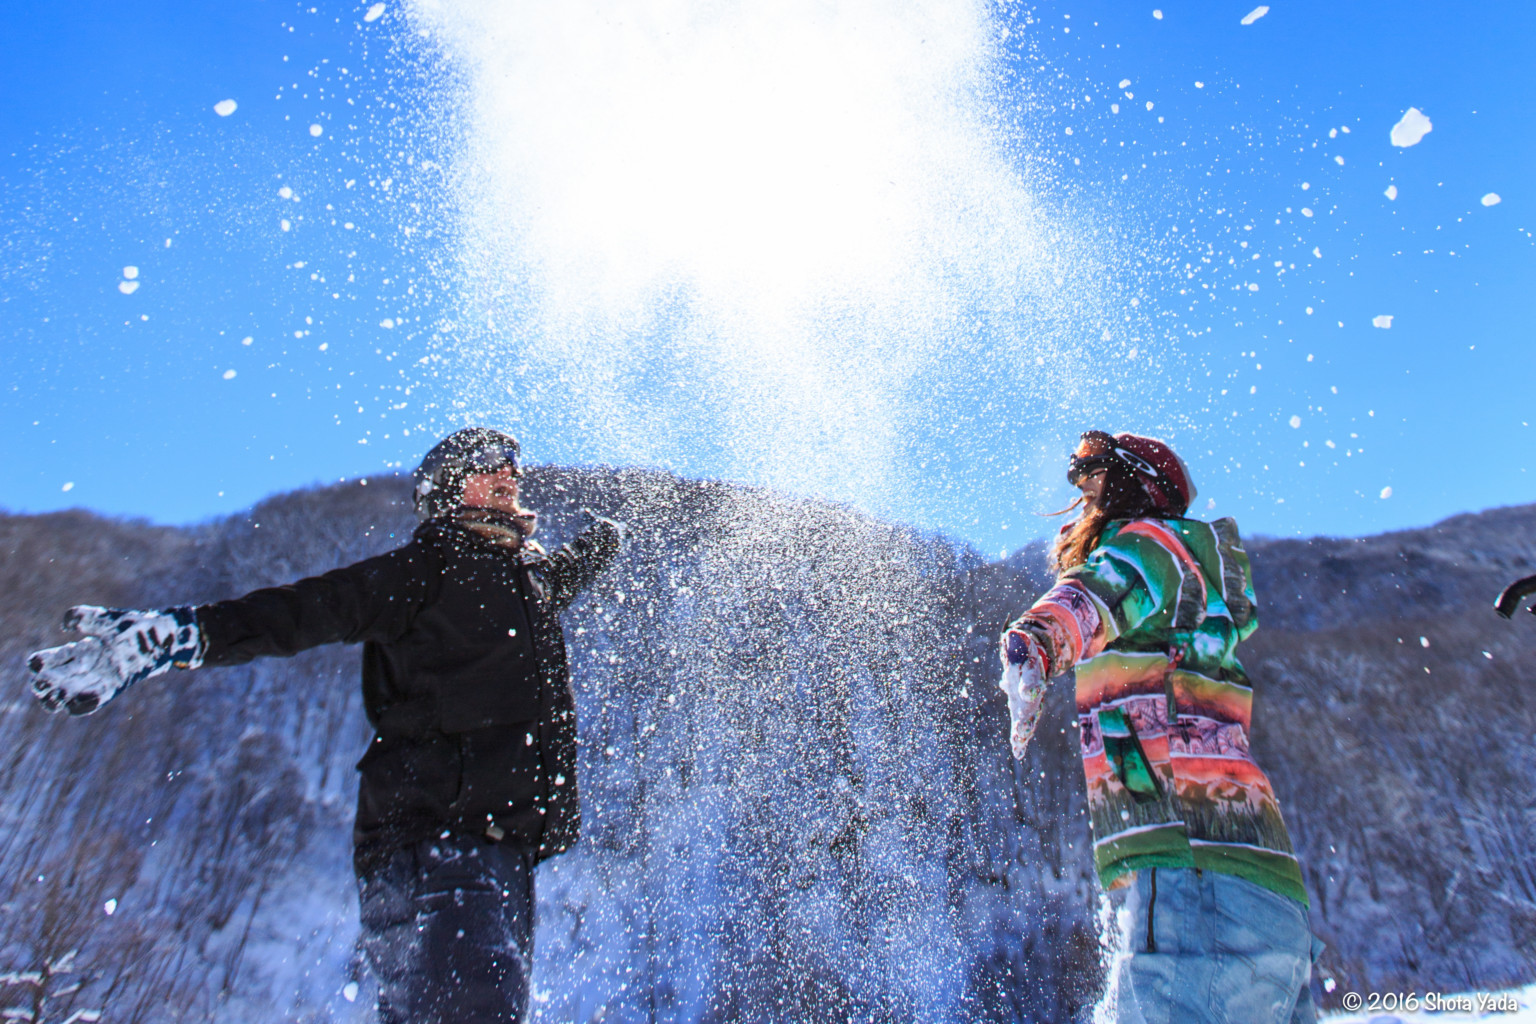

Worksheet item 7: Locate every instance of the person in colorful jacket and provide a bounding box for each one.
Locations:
[1000,430,1321,1024]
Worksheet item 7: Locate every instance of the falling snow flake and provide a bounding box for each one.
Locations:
[1385,184,1398,200]
[103,899,117,916]
[343,981,360,1002]
[118,281,139,295]
[1380,486,1393,499]
[1288,415,1302,429]
[380,318,396,329]
[1372,315,1394,329]
[213,99,237,117]
[364,3,385,21]
[222,369,237,380]
[309,123,324,137]
[1391,107,1433,147]
[122,266,138,280]
[1482,192,1502,207]
[1240,6,1269,25]
[1153,9,1163,18]
[61,482,74,493]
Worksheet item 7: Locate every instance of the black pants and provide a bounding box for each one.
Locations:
[357,835,536,1024]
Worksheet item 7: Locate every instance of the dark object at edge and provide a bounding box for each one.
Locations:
[1494,573,1536,619]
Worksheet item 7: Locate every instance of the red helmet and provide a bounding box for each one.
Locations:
[1067,430,1197,515]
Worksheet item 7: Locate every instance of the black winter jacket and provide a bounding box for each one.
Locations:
[196,516,620,865]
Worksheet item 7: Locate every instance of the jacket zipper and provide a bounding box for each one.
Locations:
[1146,867,1158,953]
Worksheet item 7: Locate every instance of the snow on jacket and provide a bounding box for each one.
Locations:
[196,516,620,865]
[1005,517,1307,906]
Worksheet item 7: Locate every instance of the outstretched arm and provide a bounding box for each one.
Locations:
[542,511,625,613]
[27,540,439,716]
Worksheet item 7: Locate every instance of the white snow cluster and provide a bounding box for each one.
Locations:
[1390,107,1433,147]
[1384,184,1398,200]
[1481,192,1502,207]
[364,3,385,22]
[213,99,237,117]
[1372,315,1393,329]
[1240,6,1269,25]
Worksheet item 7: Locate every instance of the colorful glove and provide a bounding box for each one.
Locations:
[998,628,1050,760]
[27,606,203,716]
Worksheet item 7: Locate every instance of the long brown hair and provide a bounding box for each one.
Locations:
[1048,463,1157,575]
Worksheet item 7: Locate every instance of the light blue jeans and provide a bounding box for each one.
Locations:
[1110,867,1322,1024]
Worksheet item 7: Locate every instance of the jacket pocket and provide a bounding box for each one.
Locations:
[355,732,465,822]
[1097,707,1164,802]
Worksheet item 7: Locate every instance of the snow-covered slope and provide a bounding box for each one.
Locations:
[0,470,1531,1022]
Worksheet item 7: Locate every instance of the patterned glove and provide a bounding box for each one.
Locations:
[27,606,203,716]
[998,628,1050,760]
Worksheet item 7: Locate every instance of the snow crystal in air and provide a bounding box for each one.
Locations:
[1390,107,1432,147]
[1240,6,1269,25]
[309,124,324,137]
[61,482,74,493]
[1481,192,1502,206]
[118,281,139,295]
[279,186,293,199]
[122,266,139,280]
[1111,103,1120,114]
[280,219,292,232]
[242,336,253,346]
[343,982,360,1002]
[222,369,237,379]
[1384,184,1398,200]
[213,99,237,117]
[1247,282,1259,291]
[1153,9,1163,19]
[364,3,385,21]
[1301,208,1314,218]
[1195,81,1205,89]
[1312,246,1322,258]
[1380,486,1393,499]
[380,318,396,328]
[103,899,117,915]
[1119,79,1131,89]
[1334,155,1345,165]
[1146,101,1154,111]
[1288,415,1302,429]
[1372,315,1393,329]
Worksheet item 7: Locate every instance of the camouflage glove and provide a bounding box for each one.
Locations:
[998,628,1049,760]
[27,606,203,716]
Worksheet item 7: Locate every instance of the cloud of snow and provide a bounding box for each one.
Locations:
[213,99,238,117]
[1240,6,1269,25]
[1372,315,1393,329]
[408,0,1131,520]
[1390,107,1433,147]
[1482,192,1502,207]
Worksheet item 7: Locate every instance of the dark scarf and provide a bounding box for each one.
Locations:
[455,506,540,554]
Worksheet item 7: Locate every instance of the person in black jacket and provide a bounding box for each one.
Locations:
[26,427,624,1024]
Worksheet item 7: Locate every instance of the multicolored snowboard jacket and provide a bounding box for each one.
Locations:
[1005,516,1308,906]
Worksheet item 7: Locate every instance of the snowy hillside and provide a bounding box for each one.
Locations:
[0,469,1532,1022]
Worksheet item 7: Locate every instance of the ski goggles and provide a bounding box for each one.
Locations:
[462,443,523,477]
[1066,431,1119,486]
[1067,430,1161,487]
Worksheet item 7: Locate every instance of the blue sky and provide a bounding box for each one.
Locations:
[3,0,1532,554]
